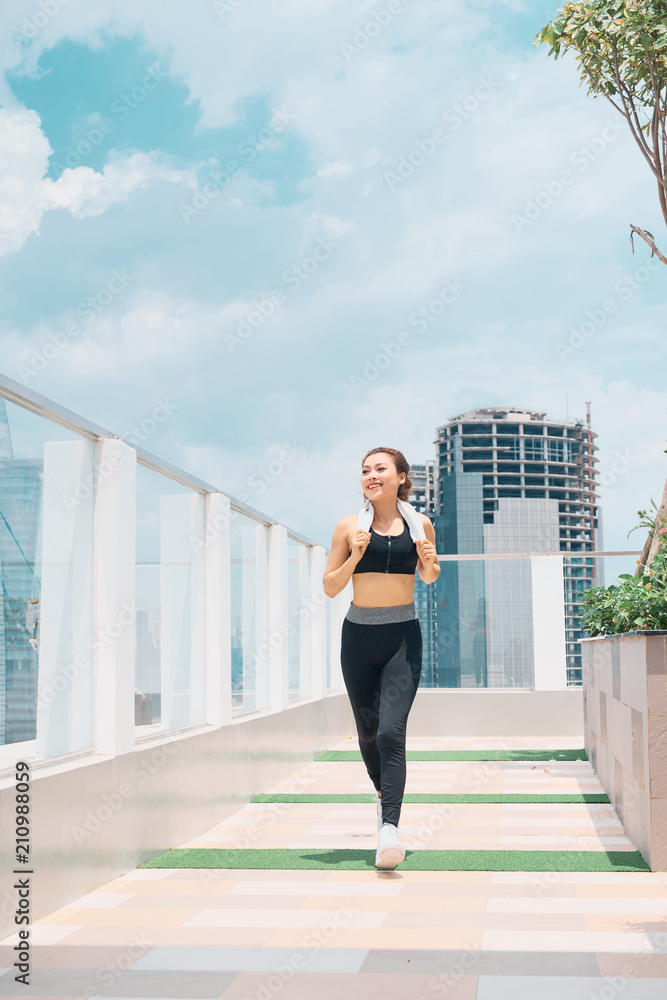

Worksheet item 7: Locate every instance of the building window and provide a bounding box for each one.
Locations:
[524,438,544,461]
[463,462,493,472]
[497,436,521,460]
[462,423,492,435]
[547,439,565,462]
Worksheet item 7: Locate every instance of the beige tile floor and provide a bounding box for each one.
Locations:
[1,736,666,999]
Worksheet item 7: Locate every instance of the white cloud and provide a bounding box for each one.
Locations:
[42,151,191,217]
[0,107,193,256]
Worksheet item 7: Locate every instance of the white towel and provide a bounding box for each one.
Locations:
[357,496,426,541]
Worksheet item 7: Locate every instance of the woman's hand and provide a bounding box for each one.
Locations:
[416,537,438,567]
[350,530,371,565]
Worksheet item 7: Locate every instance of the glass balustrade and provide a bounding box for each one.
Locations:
[0,381,645,766]
[135,463,207,733]
[416,552,639,690]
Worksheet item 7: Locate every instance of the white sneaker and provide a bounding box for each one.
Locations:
[373,792,382,833]
[375,822,405,869]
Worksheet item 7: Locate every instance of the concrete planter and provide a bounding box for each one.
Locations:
[581,631,667,871]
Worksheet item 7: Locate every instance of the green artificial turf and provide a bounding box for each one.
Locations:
[140,847,648,872]
[315,749,588,762]
[251,792,610,804]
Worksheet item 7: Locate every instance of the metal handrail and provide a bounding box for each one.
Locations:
[0,372,319,547]
[437,550,640,561]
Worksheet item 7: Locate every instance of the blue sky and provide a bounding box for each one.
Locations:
[0,0,665,550]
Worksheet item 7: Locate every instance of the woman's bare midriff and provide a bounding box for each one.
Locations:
[351,572,416,608]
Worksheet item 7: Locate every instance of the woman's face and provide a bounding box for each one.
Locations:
[360,452,404,501]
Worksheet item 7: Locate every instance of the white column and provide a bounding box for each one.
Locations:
[308,545,326,700]
[36,439,97,759]
[203,492,232,727]
[92,438,136,756]
[531,555,568,690]
[267,523,288,712]
[159,492,206,731]
[297,544,311,699]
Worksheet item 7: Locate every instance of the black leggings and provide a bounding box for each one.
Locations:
[340,616,422,827]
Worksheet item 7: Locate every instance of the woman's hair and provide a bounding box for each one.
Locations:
[361,447,412,502]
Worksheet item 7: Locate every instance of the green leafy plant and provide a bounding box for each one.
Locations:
[534,1,667,263]
[580,504,667,635]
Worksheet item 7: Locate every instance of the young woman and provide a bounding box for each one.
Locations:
[322,447,440,868]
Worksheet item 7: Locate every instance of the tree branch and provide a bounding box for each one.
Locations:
[629,224,667,263]
[610,36,658,167]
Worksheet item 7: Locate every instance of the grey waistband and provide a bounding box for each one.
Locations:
[345,602,417,625]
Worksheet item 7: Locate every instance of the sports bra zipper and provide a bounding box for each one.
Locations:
[385,535,391,573]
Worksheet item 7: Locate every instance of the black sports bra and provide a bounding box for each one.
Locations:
[351,514,419,576]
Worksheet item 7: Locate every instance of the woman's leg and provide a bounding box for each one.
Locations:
[376,619,422,827]
[340,619,383,794]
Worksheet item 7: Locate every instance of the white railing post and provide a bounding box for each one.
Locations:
[531,555,568,690]
[267,523,288,712]
[309,545,326,700]
[159,494,207,731]
[204,492,232,727]
[92,438,136,756]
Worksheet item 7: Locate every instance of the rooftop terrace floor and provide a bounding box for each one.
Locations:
[2,736,667,998]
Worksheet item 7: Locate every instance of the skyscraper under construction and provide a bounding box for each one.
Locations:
[414,406,601,688]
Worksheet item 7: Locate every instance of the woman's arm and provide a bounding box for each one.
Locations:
[416,514,440,585]
[322,518,370,598]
